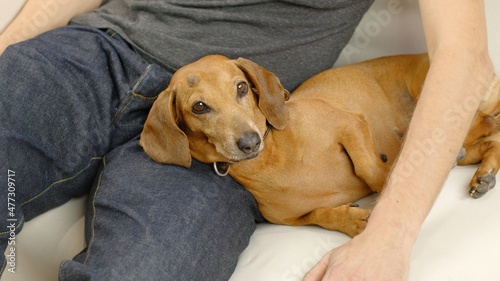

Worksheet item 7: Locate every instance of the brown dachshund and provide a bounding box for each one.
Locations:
[140,54,500,237]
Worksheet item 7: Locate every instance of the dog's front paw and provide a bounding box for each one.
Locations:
[343,204,371,237]
[469,171,496,198]
[454,147,466,167]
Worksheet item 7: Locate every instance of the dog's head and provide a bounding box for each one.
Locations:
[140,55,290,168]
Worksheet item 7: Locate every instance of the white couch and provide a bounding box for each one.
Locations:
[2,1,500,280]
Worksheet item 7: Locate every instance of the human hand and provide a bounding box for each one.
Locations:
[302,230,411,281]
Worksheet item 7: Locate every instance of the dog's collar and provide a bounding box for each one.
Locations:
[262,123,272,140]
[213,124,272,177]
[213,162,231,177]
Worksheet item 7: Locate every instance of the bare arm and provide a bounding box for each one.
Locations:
[0,0,102,54]
[304,0,495,280]
[373,0,494,249]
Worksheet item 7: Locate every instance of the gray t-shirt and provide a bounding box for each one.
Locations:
[72,0,373,90]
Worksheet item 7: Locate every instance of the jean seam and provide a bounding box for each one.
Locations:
[132,92,159,100]
[112,94,135,126]
[83,156,107,265]
[20,157,103,207]
[105,29,118,38]
[111,91,159,127]
[131,64,154,93]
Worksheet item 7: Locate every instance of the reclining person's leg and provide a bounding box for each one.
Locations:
[59,138,264,281]
[0,25,168,275]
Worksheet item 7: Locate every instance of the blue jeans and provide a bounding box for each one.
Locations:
[0,25,264,280]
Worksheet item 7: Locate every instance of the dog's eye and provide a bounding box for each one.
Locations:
[237,82,249,97]
[192,101,210,114]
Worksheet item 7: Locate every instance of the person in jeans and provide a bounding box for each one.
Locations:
[0,0,495,280]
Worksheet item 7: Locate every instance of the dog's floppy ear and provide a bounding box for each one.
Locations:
[235,58,290,130]
[140,88,192,168]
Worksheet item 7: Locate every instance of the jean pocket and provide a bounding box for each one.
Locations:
[111,64,172,148]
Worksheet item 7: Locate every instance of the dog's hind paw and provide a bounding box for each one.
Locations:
[469,171,496,199]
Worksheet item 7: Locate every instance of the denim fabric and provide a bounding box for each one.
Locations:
[0,25,263,280]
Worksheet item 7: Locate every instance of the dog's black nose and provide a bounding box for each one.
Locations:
[237,132,261,154]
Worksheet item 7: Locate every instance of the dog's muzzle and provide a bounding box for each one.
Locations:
[213,125,272,176]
